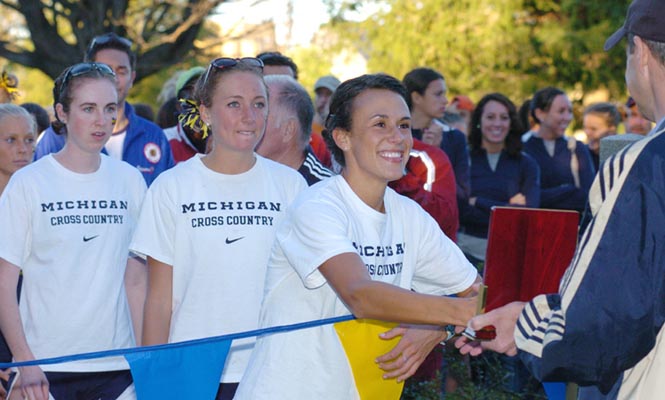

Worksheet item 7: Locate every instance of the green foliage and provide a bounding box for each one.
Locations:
[11,64,53,108]
[128,58,204,110]
[401,372,443,400]
[0,0,224,81]
[401,347,548,400]
[330,0,630,104]
[290,45,336,97]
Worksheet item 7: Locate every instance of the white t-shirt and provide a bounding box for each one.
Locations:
[0,154,146,372]
[105,131,126,159]
[130,154,307,382]
[236,175,478,399]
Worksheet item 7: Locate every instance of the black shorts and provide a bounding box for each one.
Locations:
[0,333,11,364]
[46,370,133,400]
[216,382,239,400]
[0,275,23,391]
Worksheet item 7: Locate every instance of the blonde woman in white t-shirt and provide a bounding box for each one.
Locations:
[133,58,306,400]
[0,104,37,399]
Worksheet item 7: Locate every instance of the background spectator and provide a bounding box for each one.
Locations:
[582,102,621,169]
[523,87,594,213]
[403,67,471,201]
[624,96,652,135]
[19,103,50,134]
[256,51,298,79]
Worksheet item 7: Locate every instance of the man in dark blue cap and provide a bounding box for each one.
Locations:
[458,0,665,398]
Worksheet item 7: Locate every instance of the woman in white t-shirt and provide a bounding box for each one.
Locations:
[132,58,306,399]
[0,63,147,400]
[236,74,480,399]
[0,104,37,398]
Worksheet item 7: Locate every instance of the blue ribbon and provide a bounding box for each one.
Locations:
[0,315,355,369]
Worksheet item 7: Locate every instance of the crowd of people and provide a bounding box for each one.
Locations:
[0,0,663,398]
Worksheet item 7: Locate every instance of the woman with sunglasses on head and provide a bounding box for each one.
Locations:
[131,57,307,399]
[458,93,540,264]
[236,74,479,399]
[0,63,147,400]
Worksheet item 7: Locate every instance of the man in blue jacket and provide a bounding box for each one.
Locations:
[35,33,174,186]
[458,1,665,398]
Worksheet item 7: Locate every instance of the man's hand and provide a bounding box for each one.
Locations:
[455,301,526,357]
[375,325,447,383]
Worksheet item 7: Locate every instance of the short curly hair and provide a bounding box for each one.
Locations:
[322,74,408,168]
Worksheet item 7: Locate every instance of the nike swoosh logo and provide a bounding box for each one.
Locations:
[83,235,99,242]
[225,237,244,244]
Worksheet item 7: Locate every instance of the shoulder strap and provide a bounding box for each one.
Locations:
[567,137,581,188]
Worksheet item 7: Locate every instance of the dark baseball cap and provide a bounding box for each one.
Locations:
[604,0,665,51]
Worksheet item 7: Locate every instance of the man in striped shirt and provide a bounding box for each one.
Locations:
[257,75,332,186]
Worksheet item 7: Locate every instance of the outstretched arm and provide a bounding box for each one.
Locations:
[377,277,481,382]
[319,252,477,329]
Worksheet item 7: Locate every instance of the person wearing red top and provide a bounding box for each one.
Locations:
[308,127,332,168]
[163,66,207,163]
[390,138,458,242]
[310,75,340,169]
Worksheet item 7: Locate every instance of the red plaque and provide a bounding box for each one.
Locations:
[483,207,579,311]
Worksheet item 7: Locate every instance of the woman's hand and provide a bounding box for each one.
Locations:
[0,368,8,399]
[16,366,49,400]
[422,122,443,147]
[376,325,446,382]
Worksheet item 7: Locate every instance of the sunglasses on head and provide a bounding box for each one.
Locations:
[201,57,264,87]
[88,33,133,52]
[61,62,116,89]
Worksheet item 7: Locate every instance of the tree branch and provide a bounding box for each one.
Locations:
[0,0,19,11]
[0,0,229,80]
[0,41,35,67]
